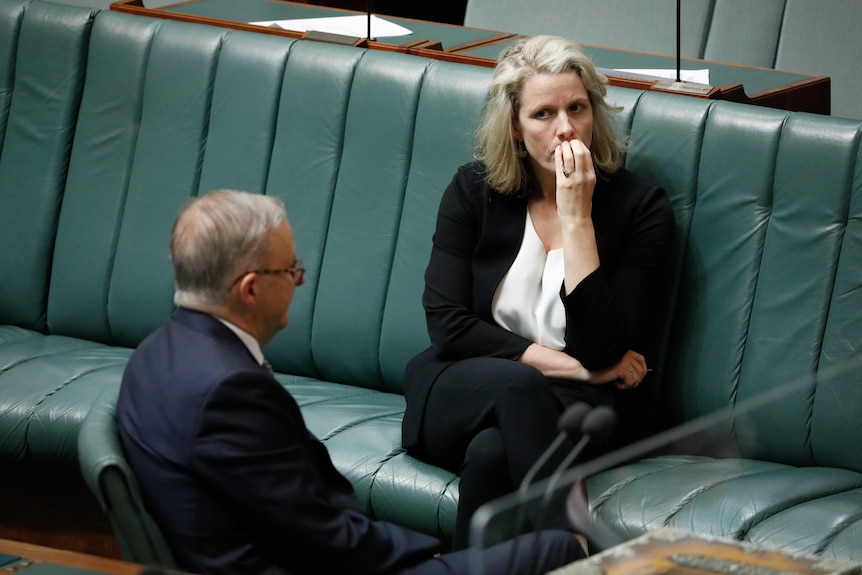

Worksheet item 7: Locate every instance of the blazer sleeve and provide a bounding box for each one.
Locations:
[193,372,442,574]
[560,181,675,369]
[423,165,533,361]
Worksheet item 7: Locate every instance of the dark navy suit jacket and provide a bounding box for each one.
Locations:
[117,307,441,575]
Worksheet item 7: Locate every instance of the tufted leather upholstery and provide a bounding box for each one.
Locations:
[588,96,862,557]
[1,0,861,560]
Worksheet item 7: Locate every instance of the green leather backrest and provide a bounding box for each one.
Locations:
[774,0,862,120]
[263,41,363,380]
[703,0,786,68]
[625,95,862,470]
[305,50,431,390]
[43,10,490,394]
[620,93,712,390]
[48,11,162,343]
[106,22,228,347]
[378,62,492,388]
[0,0,28,142]
[0,0,93,330]
[815,143,862,470]
[464,0,715,58]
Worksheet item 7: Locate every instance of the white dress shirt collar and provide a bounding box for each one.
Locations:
[216,317,265,367]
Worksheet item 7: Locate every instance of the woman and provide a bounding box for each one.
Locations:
[401,35,675,550]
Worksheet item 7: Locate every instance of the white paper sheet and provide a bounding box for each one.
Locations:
[615,68,711,85]
[250,14,412,38]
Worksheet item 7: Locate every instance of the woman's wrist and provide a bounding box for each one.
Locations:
[519,343,591,382]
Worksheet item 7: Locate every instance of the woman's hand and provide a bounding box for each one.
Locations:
[552,139,601,295]
[555,139,596,221]
[586,349,648,389]
[519,345,648,390]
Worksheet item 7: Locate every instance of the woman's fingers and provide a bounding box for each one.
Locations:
[614,351,649,389]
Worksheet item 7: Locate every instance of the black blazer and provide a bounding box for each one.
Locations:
[402,161,675,449]
[117,308,441,575]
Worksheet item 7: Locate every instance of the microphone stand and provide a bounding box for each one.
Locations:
[366,0,372,43]
[676,0,681,82]
[500,403,590,574]
[653,0,714,96]
[524,407,617,573]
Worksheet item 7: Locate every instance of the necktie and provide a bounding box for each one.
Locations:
[262,359,274,377]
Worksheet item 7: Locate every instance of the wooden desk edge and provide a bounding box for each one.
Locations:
[549,528,862,575]
[748,74,830,115]
[110,0,511,51]
[111,0,306,39]
[108,0,829,113]
[0,538,144,575]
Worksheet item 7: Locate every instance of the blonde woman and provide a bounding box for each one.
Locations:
[402,35,675,549]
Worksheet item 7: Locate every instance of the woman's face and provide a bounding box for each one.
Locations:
[513,72,593,178]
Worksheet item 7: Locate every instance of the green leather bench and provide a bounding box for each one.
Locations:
[2,0,862,564]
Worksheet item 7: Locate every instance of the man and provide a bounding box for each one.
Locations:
[117,189,584,574]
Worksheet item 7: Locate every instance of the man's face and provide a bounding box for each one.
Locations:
[255,220,303,345]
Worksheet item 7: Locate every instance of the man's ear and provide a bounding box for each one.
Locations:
[236,273,258,304]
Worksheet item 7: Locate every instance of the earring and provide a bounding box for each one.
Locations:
[516,140,527,158]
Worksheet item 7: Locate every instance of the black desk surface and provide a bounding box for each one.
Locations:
[164,0,509,50]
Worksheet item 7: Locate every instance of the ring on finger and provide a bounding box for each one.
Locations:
[562,168,572,177]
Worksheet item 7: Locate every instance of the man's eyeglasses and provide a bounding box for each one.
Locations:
[229,259,305,288]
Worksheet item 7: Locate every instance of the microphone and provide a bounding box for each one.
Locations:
[529,405,617,565]
[541,405,617,507]
[653,0,713,96]
[524,406,617,573]
[498,403,590,571]
[518,402,591,497]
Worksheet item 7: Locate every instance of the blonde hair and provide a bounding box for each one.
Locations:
[476,35,625,195]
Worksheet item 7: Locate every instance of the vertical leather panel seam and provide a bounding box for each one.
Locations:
[377,58,431,393]
[308,44,364,379]
[105,17,162,345]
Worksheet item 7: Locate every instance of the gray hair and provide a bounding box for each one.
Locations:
[171,189,287,309]
[476,35,625,195]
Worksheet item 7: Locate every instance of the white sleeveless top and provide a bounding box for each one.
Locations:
[492,211,567,350]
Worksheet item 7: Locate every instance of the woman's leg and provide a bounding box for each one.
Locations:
[419,357,566,484]
[452,427,511,550]
[418,357,574,546]
[547,379,614,462]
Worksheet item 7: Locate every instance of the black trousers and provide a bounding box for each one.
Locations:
[396,529,585,575]
[409,356,612,550]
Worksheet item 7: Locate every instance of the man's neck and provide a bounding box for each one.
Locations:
[214,316,265,366]
[186,303,262,345]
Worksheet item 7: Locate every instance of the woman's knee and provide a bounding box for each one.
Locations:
[463,428,507,474]
[500,365,558,409]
